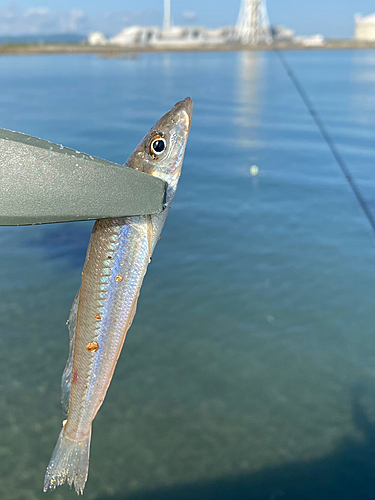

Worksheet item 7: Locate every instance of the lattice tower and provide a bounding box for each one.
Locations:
[235,0,272,45]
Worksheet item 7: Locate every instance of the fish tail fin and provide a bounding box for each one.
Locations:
[43,426,91,495]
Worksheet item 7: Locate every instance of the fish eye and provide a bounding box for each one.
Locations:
[150,135,167,157]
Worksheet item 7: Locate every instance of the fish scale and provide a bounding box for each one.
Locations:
[70,217,149,437]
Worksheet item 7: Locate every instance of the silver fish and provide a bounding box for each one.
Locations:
[44,97,193,494]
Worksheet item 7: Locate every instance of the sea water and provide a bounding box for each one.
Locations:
[0,50,374,500]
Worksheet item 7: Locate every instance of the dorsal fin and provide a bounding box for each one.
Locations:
[61,290,80,415]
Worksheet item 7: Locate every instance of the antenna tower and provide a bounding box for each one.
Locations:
[164,0,171,31]
[235,0,272,45]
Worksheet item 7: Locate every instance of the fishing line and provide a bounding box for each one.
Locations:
[274,49,375,235]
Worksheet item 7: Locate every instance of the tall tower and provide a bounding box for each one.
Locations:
[164,0,171,31]
[235,0,272,45]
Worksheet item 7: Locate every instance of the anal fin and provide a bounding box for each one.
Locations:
[61,290,80,415]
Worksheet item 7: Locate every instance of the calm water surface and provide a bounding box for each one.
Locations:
[0,50,375,500]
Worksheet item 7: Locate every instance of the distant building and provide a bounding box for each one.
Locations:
[87,25,238,47]
[110,26,160,45]
[295,34,325,46]
[271,25,295,42]
[270,25,324,46]
[87,32,108,45]
[355,13,375,41]
[151,26,236,46]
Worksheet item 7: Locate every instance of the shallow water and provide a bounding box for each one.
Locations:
[0,50,375,500]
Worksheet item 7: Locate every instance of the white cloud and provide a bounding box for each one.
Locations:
[0,4,87,35]
[182,11,197,21]
[24,7,50,17]
[0,3,162,36]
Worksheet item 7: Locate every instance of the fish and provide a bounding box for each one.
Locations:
[43,97,193,494]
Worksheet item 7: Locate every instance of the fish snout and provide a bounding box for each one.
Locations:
[174,97,193,124]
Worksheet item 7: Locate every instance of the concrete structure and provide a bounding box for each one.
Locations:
[235,0,272,44]
[355,13,375,41]
[85,1,329,49]
[271,25,295,42]
[104,25,237,47]
[295,34,325,46]
[87,32,108,45]
[87,0,273,48]
[110,26,160,45]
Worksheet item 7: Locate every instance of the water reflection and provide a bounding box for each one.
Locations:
[236,51,263,131]
[235,52,264,184]
[350,53,375,121]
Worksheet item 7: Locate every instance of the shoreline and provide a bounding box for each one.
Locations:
[0,39,375,56]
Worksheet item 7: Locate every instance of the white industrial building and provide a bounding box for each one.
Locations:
[355,13,375,41]
[271,25,295,42]
[295,34,325,46]
[110,26,159,45]
[88,0,272,47]
[87,32,108,45]
[86,0,325,48]
[88,25,237,47]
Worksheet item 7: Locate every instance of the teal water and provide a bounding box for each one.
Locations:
[0,50,375,500]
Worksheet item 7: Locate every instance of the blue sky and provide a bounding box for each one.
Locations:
[3,1,375,37]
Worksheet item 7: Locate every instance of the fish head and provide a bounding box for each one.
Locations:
[125,97,193,195]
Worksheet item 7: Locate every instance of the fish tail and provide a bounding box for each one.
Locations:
[43,426,91,495]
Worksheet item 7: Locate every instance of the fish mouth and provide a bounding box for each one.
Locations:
[174,97,193,125]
